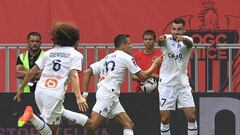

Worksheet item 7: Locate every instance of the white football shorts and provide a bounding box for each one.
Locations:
[158,84,195,110]
[35,89,64,125]
[92,86,125,119]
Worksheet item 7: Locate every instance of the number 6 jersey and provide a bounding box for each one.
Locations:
[35,46,83,100]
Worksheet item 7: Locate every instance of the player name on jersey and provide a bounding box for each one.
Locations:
[49,52,71,58]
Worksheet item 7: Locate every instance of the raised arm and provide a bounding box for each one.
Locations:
[157,34,166,47]
[182,37,193,48]
[175,35,193,48]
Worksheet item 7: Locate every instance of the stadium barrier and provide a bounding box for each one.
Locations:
[1,43,239,93]
[0,93,239,135]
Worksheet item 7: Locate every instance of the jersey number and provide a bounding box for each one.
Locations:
[99,61,115,81]
[161,98,167,107]
[53,60,61,71]
[105,61,115,73]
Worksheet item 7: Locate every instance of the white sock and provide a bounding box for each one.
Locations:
[62,109,88,126]
[160,123,170,135]
[188,121,198,135]
[29,114,52,135]
[123,129,133,135]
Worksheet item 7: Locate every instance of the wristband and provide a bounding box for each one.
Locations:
[82,92,89,97]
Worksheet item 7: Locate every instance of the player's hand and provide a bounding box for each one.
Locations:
[174,35,185,42]
[13,85,24,102]
[16,65,26,71]
[82,96,87,100]
[13,93,21,102]
[153,54,164,66]
[157,35,166,46]
[82,92,88,100]
[76,96,89,112]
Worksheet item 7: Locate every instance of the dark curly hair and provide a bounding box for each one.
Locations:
[50,21,80,47]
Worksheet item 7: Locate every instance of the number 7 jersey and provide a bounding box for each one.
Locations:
[90,50,141,93]
[35,46,83,99]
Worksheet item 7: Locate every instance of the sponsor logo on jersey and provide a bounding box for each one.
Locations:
[168,53,183,60]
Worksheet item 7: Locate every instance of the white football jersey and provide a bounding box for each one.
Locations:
[159,34,193,86]
[35,46,83,99]
[90,50,141,93]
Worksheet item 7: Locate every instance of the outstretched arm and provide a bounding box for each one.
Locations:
[135,55,163,82]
